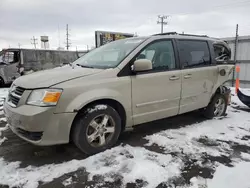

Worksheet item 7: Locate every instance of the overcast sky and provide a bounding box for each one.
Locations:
[1,0,250,50]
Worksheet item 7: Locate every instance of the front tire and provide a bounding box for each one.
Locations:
[203,93,227,119]
[72,104,121,155]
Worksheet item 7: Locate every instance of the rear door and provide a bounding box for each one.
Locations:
[177,40,217,114]
[131,39,181,125]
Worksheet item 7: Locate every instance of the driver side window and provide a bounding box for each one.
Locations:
[136,40,176,71]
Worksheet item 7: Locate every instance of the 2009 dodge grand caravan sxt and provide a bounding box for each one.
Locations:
[4,32,234,154]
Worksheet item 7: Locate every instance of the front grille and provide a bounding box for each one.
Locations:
[7,86,25,107]
[17,128,43,141]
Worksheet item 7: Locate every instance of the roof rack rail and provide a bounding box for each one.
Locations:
[152,32,208,38]
[152,32,178,36]
[179,33,208,37]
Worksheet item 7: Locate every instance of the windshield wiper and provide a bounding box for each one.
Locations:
[76,64,94,69]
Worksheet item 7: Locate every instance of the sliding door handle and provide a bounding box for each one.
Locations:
[169,76,180,81]
[184,74,192,79]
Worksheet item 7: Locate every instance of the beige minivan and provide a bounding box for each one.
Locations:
[4,33,234,154]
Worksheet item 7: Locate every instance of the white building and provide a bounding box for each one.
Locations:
[222,35,250,88]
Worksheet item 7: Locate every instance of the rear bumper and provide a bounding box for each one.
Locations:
[3,102,76,146]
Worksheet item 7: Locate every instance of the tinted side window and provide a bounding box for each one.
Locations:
[136,40,176,71]
[178,40,211,68]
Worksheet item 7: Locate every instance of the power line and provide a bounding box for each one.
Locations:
[31,36,38,49]
[157,15,169,33]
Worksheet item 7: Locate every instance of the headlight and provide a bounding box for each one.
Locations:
[27,89,62,106]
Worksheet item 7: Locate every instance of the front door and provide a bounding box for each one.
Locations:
[131,40,181,125]
[177,40,217,114]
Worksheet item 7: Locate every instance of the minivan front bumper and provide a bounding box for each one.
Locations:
[3,102,76,146]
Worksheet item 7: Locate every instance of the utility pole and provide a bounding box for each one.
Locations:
[232,24,239,86]
[18,43,21,49]
[31,36,38,49]
[157,15,169,33]
[66,24,71,50]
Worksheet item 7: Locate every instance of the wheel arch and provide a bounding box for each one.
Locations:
[70,98,127,141]
[210,83,230,104]
[214,84,230,96]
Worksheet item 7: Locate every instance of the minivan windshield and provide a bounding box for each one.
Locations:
[72,37,147,69]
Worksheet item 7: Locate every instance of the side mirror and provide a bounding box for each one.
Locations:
[132,59,152,72]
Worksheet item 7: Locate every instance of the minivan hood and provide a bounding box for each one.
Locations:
[14,65,103,89]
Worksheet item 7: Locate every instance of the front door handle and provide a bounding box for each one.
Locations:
[184,74,192,79]
[169,76,180,81]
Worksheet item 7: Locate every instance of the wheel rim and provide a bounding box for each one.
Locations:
[86,114,115,147]
[214,98,226,117]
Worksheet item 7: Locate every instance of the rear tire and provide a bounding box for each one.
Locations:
[203,93,227,119]
[72,104,121,155]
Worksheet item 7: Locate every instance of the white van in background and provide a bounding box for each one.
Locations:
[0,48,88,86]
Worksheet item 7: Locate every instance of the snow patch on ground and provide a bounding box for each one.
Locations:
[84,146,183,188]
[0,117,6,122]
[0,88,8,99]
[62,177,73,186]
[206,162,250,188]
[145,105,250,159]
[189,176,208,188]
[0,145,182,188]
[88,104,107,113]
[241,152,250,161]
[0,125,9,146]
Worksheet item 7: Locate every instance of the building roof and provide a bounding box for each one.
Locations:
[0,48,88,53]
[221,35,250,42]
